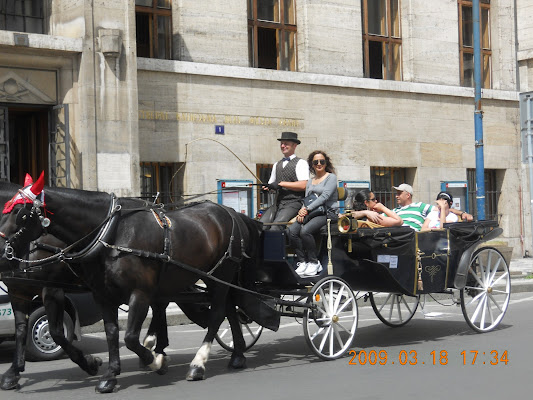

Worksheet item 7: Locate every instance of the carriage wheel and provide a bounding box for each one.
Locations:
[215,308,263,352]
[460,247,511,333]
[303,277,358,360]
[369,293,420,327]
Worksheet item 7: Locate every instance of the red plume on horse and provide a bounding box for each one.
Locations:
[3,171,46,214]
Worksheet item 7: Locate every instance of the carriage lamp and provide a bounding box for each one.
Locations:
[338,215,358,233]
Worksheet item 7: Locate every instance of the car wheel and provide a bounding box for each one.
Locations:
[26,306,74,361]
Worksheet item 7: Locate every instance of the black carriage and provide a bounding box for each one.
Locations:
[216,217,511,360]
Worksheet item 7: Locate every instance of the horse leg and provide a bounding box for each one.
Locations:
[41,288,102,376]
[95,302,121,394]
[225,301,247,369]
[0,298,31,390]
[123,291,168,374]
[186,284,229,381]
[145,302,170,375]
[142,301,170,353]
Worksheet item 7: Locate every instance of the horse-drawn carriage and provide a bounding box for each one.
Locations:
[216,216,511,360]
[0,177,511,392]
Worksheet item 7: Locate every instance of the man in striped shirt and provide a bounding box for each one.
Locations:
[392,184,472,231]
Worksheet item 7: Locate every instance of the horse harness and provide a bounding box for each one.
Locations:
[2,195,252,295]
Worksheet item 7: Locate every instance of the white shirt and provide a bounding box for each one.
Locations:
[425,210,458,229]
[268,154,309,184]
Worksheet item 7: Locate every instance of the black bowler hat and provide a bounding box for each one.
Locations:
[277,131,301,144]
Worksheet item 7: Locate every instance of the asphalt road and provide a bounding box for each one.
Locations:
[0,292,532,400]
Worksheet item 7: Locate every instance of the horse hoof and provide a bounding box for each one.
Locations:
[156,356,170,376]
[0,374,20,391]
[95,378,118,394]
[228,354,247,369]
[86,356,103,376]
[143,335,157,351]
[186,366,205,381]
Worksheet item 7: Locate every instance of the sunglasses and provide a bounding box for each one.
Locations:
[312,159,326,166]
[368,197,378,202]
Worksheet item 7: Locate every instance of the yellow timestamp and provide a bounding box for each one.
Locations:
[348,350,509,366]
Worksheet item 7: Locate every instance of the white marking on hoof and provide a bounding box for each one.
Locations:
[148,352,164,371]
[143,335,157,351]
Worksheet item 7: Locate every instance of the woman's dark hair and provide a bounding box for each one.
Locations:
[436,191,453,207]
[307,150,336,175]
[352,189,372,211]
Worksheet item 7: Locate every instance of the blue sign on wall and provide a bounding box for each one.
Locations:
[215,125,225,134]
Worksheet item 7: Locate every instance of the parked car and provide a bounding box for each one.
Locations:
[0,281,102,361]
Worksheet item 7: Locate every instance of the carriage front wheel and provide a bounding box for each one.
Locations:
[369,293,420,327]
[460,247,511,333]
[303,277,358,360]
[215,307,263,352]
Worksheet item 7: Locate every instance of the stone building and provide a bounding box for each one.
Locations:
[0,0,531,257]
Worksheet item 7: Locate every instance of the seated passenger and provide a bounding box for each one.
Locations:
[288,150,338,277]
[393,183,472,231]
[349,189,403,227]
[420,191,458,231]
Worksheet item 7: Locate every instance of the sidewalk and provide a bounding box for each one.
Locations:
[81,257,533,334]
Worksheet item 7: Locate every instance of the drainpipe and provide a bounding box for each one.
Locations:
[527,96,533,254]
[473,0,486,220]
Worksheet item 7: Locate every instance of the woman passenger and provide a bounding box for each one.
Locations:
[349,189,403,227]
[420,191,458,231]
[289,150,338,277]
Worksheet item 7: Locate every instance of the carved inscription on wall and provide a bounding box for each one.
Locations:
[138,110,302,128]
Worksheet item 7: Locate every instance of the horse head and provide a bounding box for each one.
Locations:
[0,173,48,264]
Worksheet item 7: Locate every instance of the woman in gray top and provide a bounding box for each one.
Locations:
[288,150,338,277]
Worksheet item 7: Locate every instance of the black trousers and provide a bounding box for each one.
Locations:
[261,201,301,231]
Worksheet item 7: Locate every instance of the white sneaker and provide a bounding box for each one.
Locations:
[303,261,322,276]
[295,262,308,274]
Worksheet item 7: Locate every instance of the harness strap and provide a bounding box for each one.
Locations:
[97,239,277,302]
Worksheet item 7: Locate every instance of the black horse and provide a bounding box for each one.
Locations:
[0,180,263,393]
[0,181,184,391]
[0,181,105,390]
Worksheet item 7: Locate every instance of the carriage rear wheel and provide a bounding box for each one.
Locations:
[215,308,263,352]
[303,277,358,360]
[369,293,420,327]
[460,247,511,333]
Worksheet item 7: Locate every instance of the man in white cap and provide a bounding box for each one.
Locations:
[261,131,309,230]
[393,183,472,231]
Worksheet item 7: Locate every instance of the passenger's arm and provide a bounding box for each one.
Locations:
[420,218,431,232]
[372,203,403,227]
[350,210,383,224]
[449,208,473,222]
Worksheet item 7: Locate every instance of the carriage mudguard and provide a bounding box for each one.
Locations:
[453,226,503,289]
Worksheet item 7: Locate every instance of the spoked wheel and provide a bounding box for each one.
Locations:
[369,293,420,327]
[215,308,263,352]
[303,277,358,360]
[460,247,511,332]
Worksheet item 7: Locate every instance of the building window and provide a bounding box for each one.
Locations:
[361,0,402,80]
[256,163,273,217]
[248,0,297,71]
[467,168,500,221]
[135,0,172,59]
[140,162,183,207]
[0,0,43,34]
[458,0,491,88]
[370,167,406,209]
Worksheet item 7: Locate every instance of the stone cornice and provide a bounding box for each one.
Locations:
[137,58,519,102]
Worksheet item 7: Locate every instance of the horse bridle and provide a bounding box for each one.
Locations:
[1,194,121,268]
